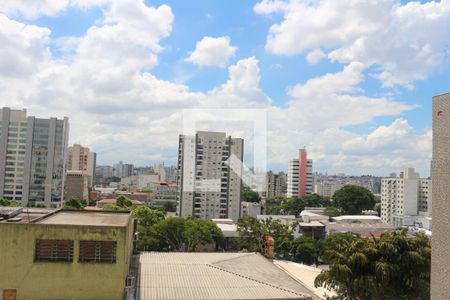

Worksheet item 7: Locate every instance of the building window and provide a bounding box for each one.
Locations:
[79,241,117,263]
[35,239,74,262]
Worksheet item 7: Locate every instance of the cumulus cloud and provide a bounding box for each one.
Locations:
[0,2,432,175]
[255,0,450,87]
[186,36,237,67]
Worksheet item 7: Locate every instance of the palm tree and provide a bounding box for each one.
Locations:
[315,230,430,300]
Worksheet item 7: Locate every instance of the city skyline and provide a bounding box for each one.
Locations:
[1,1,449,176]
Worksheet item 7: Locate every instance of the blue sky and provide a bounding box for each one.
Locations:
[1,0,449,176]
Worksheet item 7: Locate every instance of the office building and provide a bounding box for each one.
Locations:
[431,92,450,299]
[381,168,431,228]
[176,131,243,222]
[67,144,96,188]
[0,107,69,207]
[265,171,287,198]
[0,208,134,300]
[113,161,134,178]
[287,149,313,197]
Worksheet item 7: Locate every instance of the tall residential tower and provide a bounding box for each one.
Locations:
[0,107,69,207]
[176,131,243,222]
[287,148,313,198]
[67,144,96,188]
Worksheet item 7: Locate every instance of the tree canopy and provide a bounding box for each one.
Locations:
[264,194,330,217]
[332,185,376,215]
[241,188,261,203]
[134,215,224,252]
[0,198,18,207]
[63,196,87,210]
[315,230,430,300]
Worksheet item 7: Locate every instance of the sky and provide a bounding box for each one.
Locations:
[1,0,449,176]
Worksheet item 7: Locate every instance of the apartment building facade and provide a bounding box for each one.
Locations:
[381,168,431,228]
[265,171,286,198]
[176,131,243,222]
[0,107,69,207]
[67,144,96,188]
[287,149,313,198]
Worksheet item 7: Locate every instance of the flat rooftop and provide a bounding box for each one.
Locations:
[38,211,131,227]
[139,252,316,300]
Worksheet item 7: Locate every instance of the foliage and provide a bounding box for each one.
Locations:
[135,216,224,252]
[315,230,431,300]
[265,194,329,217]
[237,217,294,259]
[291,236,319,265]
[162,201,177,212]
[63,196,87,210]
[332,185,376,215]
[324,206,341,218]
[0,198,18,207]
[116,195,132,208]
[241,188,261,203]
[133,206,165,251]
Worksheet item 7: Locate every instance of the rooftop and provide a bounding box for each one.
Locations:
[0,207,54,224]
[139,252,315,300]
[38,211,131,227]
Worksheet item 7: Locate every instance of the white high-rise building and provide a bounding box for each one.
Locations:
[176,131,243,222]
[315,181,344,198]
[0,107,69,207]
[287,159,299,197]
[113,161,134,178]
[381,168,431,228]
[286,149,313,198]
[67,144,96,188]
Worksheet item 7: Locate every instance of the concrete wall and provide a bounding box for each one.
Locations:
[0,219,133,300]
[431,92,450,299]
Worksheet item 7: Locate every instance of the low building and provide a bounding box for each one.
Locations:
[148,181,177,209]
[298,221,326,240]
[0,208,134,300]
[138,252,315,300]
[327,222,394,238]
[98,198,144,208]
[331,215,382,224]
[241,201,262,218]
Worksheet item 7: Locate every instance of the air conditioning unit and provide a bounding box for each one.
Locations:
[125,276,135,287]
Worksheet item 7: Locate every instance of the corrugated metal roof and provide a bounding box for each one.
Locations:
[139,252,313,300]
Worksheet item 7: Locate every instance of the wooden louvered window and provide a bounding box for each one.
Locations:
[79,241,117,263]
[34,239,74,262]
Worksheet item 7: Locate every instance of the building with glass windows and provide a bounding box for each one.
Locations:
[0,107,69,207]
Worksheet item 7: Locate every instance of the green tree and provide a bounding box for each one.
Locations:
[63,196,87,210]
[303,193,331,207]
[162,201,176,213]
[265,196,304,216]
[315,230,431,300]
[324,206,341,218]
[133,206,165,251]
[241,188,261,203]
[237,217,294,258]
[332,185,376,215]
[0,198,18,207]
[183,218,224,251]
[291,236,318,265]
[116,195,132,208]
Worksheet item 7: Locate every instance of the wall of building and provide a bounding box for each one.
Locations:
[431,92,450,299]
[0,219,133,300]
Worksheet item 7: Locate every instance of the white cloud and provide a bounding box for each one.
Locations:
[186,36,237,67]
[306,48,326,64]
[0,3,432,175]
[255,0,450,88]
[0,0,69,19]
